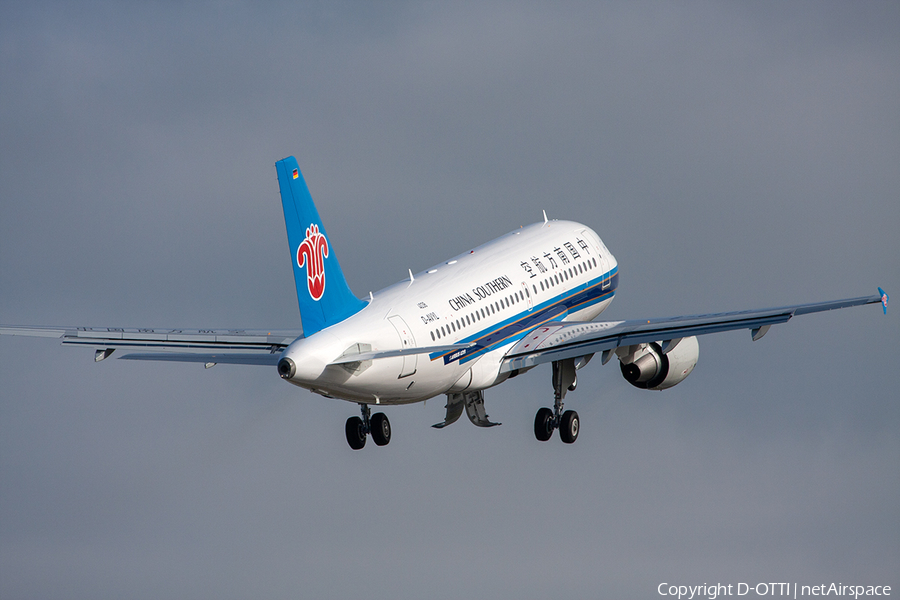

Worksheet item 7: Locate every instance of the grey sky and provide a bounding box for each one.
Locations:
[1,3,898,599]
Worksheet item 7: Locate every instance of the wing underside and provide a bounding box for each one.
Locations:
[501,292,886,373]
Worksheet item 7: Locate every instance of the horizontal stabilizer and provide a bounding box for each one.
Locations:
[0,325,299,366]
[329,343,475,365]
[119,353,281,366]
[0,326,69,338]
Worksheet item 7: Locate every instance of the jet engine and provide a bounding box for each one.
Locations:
[618,336,699,390]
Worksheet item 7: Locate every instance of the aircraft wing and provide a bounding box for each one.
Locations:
[0,325,301,366]
[500,289,888,373]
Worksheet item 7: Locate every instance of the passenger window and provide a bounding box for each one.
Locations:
[430,331,435,341]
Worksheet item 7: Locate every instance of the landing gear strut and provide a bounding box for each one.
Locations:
[345,404,391,450]
[533,358,580,444]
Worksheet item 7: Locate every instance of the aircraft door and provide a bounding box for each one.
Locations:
[578,228,610,290]
[388,315,417,378]
[522,282,534,311]
[600,252,611,290]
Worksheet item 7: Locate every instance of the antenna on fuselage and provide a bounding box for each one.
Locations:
[542,210,548,224]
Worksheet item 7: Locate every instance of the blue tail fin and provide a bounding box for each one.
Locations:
[275,156,366,336]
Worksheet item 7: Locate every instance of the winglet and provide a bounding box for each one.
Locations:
[878,288,889,315]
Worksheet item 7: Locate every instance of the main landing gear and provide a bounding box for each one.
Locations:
[534,358,580,444]
[345,403,391,450]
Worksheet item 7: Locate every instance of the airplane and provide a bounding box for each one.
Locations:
[1,156,889,449]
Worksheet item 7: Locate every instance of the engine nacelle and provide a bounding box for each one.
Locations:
[619,336,699,390]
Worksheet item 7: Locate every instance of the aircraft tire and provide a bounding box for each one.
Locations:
[371,412,391,446]
[534,407,554,442]
[345,416,367,450]
[559,410,579,444]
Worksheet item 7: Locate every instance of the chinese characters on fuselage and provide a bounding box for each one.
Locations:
[519,237,591,279]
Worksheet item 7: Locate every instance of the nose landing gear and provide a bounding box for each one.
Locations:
[533,358,580,444]
[345,403,392,450]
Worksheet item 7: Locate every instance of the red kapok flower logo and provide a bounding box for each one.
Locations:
[297,224,329,301]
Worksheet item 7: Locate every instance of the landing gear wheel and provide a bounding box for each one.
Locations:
[345,416,367,450]
[534,407,554,442]
[371,412,391,446]
[559,410,579,444]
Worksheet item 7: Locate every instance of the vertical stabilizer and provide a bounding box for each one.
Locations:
[276,156,366,336]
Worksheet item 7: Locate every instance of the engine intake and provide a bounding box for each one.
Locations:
[619,336,699,390]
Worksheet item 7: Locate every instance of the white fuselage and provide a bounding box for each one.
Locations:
[279,220,619,405]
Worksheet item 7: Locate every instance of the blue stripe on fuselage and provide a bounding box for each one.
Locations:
[431,267,619,365]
